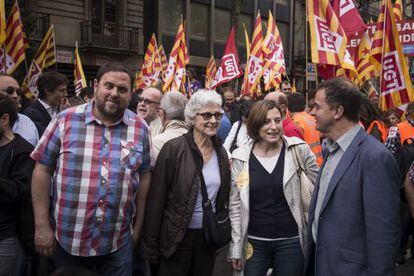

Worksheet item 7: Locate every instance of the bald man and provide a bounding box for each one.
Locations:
[137,87,164,136]
[0,74,39,146]
[264,92,304,140]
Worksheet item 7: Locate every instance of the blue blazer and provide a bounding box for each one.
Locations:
[305,128,400,276]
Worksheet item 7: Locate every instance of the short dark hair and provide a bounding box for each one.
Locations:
[37,71,68,99]
[317,78,361,122]
[221,87,236,96]
[279,80,290,89]
[0,94,18,126]
[96,62,133,90]
[238,98,255,121]
[78,86,94,100]
[287,93,306,112]
[247,100,282,141]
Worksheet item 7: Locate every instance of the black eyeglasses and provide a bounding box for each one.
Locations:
[137,97,160,105]
[0,87,22,95]
[196,112,223,121]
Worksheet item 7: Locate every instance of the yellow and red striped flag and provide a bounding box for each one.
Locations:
[241,24,251,95]
[22,25,56,98]
[371,0,414,110]
[0,0,5,45]
[136,34,162,89]
[393,0,403,21]
[1,0,27,74]
[74,41,87,95]
[162,20,188,92]
[262,11,285,91]
[205,55,216,89]
[245,11,264,94]
[307,0,356,76]
[158,44,168,78]
[355,31,377,86]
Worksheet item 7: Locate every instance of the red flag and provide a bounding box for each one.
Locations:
[210,27,242,89]
[330,0,367,35]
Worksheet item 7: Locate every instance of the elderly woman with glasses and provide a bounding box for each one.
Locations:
[142,90,231,276]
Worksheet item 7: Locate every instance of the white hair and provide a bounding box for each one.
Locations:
[184,89,223,126]
[160,91,188,120]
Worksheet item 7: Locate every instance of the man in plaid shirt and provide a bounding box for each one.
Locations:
[31,62,152,275]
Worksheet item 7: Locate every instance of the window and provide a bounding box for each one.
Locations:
[277,22,289,62]
[215,8,231,42]
[91,0,118,34]
[190,3,209,40]
[237,14,252,45]
[161,0,184,34]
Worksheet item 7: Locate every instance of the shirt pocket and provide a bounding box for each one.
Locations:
[120,140,143,172]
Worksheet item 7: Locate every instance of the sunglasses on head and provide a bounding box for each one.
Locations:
[196,112,223,121]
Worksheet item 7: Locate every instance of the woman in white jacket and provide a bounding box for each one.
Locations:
[228,100,319,276]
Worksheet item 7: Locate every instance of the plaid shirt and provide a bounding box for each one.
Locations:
[31,102,151,256]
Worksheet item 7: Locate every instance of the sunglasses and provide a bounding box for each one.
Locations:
[197,112,223,121]
[0,87,22,95]
[137,97,160,105]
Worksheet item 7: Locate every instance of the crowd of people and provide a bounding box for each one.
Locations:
[0,62,414,276]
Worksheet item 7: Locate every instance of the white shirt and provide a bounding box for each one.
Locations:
[13,113,39,147]
[223,121,253,158]
[38,98,57,118]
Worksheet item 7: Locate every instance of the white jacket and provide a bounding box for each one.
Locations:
[228,136,319,275]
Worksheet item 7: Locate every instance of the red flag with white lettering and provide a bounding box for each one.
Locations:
[210,27,243,89]
[330,0,367,35]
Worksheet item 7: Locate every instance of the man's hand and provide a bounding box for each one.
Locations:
[35,224,56,257]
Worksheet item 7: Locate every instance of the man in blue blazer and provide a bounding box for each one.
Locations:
[305,78,400,276]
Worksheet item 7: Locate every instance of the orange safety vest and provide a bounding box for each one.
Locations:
[367,120,389,143]
[396,120,414,145]
[292,112,323,166]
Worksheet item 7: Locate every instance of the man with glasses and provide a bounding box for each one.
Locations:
[137,87,164,136]
[385,102,414,154]
[0,74,39,146]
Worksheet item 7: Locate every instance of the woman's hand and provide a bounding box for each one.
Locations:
[231,259,243,271]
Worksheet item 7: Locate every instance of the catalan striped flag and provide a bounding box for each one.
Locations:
[246,11,264,95]
[0,0,5,46]
[74,41,87,95]
[262,11,285,91]
[158,44,168,78]
[136,34,162,89]
[393,0,403,21]
[22,25,56,98]
[2,0,26,74]
[355,31,377,86]
[163,20,188,92]
[370,0,414,110]
[241,24,251,95]
[205,55,216,89]
[307,0,356,75]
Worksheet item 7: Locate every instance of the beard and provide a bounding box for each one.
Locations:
[94,96,125,121]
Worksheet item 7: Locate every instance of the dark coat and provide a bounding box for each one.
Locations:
[0,134,35,254]
[22,99,52,137]
[305,128,400,276]
[141,131,231,261]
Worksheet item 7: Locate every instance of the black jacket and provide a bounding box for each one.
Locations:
[22,99,52,137]
[141,131,231,261]
[0,134,35,253]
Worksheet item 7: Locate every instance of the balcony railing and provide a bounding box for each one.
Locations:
[80,21,140,52]
[25,12,50,41]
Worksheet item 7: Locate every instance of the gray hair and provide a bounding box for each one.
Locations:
[160,91,188,121]
[184,89,223,126]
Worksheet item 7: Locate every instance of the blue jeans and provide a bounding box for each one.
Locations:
[0,236,25,276]
[55,237,133,276]
[244,237,304,276]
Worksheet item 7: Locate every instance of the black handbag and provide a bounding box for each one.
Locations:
[198,170,231,249]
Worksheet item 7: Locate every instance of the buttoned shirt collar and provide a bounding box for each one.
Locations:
[38,98,57,118]
[325,124,362,154]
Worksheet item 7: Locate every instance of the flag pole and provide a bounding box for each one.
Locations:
[379,1,387,109]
